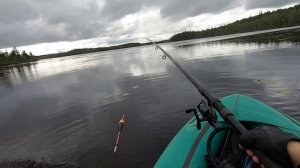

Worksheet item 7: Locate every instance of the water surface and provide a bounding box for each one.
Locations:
[0,39,300,167]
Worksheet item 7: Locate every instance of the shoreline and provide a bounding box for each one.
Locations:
[1,26,300,68]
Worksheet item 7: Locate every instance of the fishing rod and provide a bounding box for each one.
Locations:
[108,113,125,168]
[147,38,281,168]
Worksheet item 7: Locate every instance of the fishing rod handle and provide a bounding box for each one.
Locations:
[253,149,282,168]
[226,116,282,168]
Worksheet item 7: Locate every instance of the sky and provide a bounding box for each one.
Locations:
[0,0,299,55]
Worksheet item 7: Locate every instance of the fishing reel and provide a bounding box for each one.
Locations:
[185,100,218,130]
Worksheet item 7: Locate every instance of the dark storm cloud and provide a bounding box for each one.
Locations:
[245,0,300,9]
[0,0,106,48]
[0,1,39,24]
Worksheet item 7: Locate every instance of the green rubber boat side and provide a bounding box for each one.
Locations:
[154,94,300,168]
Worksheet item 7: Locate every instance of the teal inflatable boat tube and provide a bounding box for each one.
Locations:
[154,94,300,168]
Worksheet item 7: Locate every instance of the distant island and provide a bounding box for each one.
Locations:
[1,4,300,67]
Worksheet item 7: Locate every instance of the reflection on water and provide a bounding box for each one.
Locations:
[0,39,300,167]
[0,48,169,87]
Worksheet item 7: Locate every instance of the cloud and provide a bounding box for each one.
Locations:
[0,1,38,24]
[0,0,299,52]
[245,0,300,9]
[100,0,146,20]
[0,0,106,48]
[99,0,242,21]
[160,0,242,20]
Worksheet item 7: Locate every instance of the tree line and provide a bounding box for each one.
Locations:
[170,4,300,41]
[39,40,169,59]
[39,43,147,59]
[0,47,36,66]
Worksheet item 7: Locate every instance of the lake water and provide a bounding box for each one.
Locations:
[0,37,300,167]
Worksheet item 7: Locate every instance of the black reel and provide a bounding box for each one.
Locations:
[184,100,249,167]
[185,100,218,130]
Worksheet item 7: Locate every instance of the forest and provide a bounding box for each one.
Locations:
[170,4,300,41]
